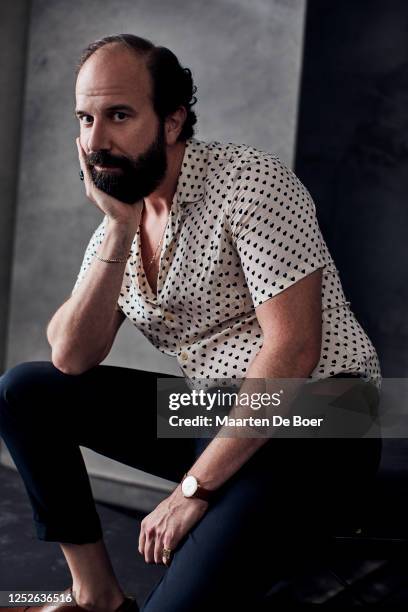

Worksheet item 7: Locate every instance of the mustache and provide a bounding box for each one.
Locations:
[86,151,133,170]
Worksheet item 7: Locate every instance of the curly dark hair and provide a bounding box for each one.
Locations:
[75,34,198,142]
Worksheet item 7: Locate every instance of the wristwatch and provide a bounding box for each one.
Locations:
[181,473,214,502]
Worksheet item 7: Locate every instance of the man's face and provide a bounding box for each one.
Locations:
[75,44,167,204]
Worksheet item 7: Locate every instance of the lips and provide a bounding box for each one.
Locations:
[94,165,122,171]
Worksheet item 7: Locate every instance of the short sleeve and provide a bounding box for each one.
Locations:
[227,154,325,308]
[70,215,121,311]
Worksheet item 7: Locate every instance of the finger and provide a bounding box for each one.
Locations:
[76,139,96,201]
[138,526,146,556]
[154,534,167,565]
[162,535,174,567]
[76,138,90,180]
[144,532,155,564]
[76,137,84,164]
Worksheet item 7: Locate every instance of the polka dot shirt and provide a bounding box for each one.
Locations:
[72,137,382,391]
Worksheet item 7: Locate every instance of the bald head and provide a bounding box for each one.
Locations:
[76,43,153,115]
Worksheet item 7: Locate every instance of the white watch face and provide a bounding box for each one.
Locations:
[182,475,198,497]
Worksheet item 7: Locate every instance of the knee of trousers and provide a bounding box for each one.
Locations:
[0,361,58,429]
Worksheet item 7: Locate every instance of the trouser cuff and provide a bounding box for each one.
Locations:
[34,517,103,544]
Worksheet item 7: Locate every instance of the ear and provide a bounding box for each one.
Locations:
[165,106,188,145]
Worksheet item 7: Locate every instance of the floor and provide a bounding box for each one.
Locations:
[1,464,408,609]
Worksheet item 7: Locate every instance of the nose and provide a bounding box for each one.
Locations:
[86,119,111,154]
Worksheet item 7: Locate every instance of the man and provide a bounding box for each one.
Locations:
[0,34,382,612]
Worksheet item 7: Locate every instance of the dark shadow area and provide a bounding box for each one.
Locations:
[293,1,408,602]
[2,456,408,607]
[295,0,408,378]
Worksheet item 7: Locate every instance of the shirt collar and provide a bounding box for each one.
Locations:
[175,137,210,207]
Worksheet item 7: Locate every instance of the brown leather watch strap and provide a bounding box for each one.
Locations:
[194,484,214,502]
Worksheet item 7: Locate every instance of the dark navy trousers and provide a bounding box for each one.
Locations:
[0,362,382,611]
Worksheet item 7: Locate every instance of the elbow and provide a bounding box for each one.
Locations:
[51,358,83,376]
[51,343,107,376]
[51,348,88,376]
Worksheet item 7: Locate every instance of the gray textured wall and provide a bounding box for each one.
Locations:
[2,0,306,500]
[0,1,30,373]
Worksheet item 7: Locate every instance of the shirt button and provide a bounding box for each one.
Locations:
[180,352,188,361]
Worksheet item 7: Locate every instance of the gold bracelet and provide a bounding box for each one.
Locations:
[95,252,131,264]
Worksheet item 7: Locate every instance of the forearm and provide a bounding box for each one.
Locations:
[47,221,135,373]
[177,343,318,492]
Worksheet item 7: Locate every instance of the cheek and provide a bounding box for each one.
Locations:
[118,126,154,157]
[131,112,159,144]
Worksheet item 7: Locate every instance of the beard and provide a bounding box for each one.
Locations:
[86,121,168,205]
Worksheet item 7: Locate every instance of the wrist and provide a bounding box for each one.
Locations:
[101,222,136,261]
[106,219,138,240]
[173,484,209,507]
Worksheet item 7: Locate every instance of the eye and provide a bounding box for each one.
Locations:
[79,115,93,125]
[113,111,128,121]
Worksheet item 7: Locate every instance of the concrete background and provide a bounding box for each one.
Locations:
[0,1,30,375]
[1,0,307,505]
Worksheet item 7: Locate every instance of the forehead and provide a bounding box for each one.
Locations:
[75,44,152,107]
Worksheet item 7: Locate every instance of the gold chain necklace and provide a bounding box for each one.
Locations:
[142,203,167,270]
[146,233,165,269]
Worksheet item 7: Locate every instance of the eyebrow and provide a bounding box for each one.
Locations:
[74,104,136,116]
